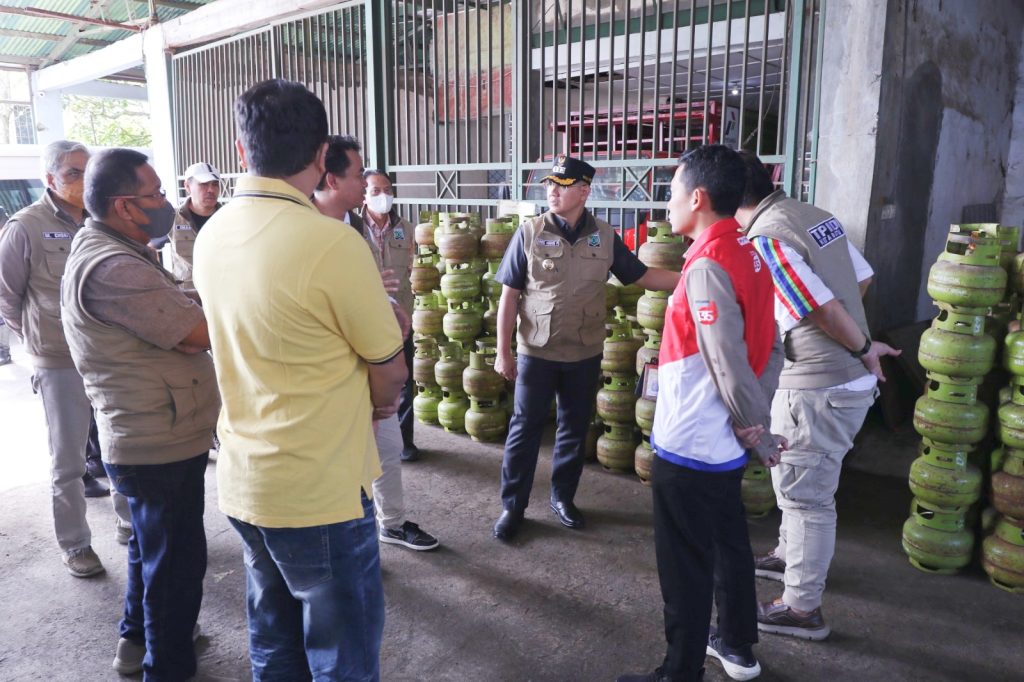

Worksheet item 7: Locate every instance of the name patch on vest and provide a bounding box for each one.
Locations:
[174,224,193,231]
[587,233,601,247]
[536,238,561,247]
[696,300,718,325]
[807,217,845,249]
[393,227,406,240]
[43,231,71,240]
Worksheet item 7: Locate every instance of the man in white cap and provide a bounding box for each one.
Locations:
[167,162,222,288]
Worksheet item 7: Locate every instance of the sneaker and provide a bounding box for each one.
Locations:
[400,445,421,462]
[706,631,761,680]
[83,473,110,498]
[112,636,145,675]
[115,521,132,546]
[113,624,201,674]
[379,521,439,551]
[63,546,105,578]
[754,551,785,581]
[757,599,831,641]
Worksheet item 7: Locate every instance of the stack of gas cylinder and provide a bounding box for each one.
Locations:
[987,234,1024,593]
[410,211,516,440]
[907,225,1006,574]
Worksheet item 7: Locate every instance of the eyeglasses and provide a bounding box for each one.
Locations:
[110,189,167,200]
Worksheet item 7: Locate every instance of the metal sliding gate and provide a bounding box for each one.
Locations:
[171,0,823,234]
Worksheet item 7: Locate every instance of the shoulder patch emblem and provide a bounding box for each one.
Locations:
[697,300,718,325]
[587,233,601,247]
[393,227,406,240]
[42,231,71,240]
[807,217,845,249]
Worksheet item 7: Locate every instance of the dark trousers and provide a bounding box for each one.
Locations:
[105,453,209,682]
[500,353,602,512]
[651,456,758,681]
[398,334,415,450]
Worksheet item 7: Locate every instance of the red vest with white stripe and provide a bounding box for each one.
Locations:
[659,218,775,375]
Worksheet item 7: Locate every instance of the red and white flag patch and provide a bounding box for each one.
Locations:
[697,301,718,325]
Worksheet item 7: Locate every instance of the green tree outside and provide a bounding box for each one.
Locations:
[63,94,152,148]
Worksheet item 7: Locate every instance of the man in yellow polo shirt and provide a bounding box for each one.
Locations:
[193,79,407,679]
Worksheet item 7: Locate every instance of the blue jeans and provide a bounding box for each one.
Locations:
[228,493,384,682]
[105,453,209,682]
[500,353,603,512]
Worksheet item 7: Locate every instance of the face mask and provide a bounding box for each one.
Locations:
[133,201,177,239]
[366,193,394,215]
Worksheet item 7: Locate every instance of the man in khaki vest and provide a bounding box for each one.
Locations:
[162,162,221,288]
[0,140,131,578]
[62,148,219,678]
[492,155,681,541]
[313,135,439,552]
[736,152,900,641]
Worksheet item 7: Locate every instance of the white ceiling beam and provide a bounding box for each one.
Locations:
[159,0,341,49]
[61,80,148,100]
[33,33,144,92]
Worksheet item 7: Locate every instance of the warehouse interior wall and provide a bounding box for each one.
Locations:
[817,0,1024,332]
[1000,25,1024,234]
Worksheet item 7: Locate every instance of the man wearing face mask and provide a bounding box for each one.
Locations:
[61,148,219,678]
[0,140,132,578]
[362,169,420,463]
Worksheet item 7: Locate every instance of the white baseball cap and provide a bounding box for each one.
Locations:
[184,162,221,183]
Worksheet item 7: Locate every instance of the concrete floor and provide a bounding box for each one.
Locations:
[0,337,1022,682]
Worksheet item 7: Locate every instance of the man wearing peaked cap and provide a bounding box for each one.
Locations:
[166,162,222,289]
[490,154,682,542]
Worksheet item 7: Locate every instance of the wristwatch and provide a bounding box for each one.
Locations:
[850,337,872,359]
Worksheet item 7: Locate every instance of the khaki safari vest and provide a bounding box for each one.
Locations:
[517,212,615,363]
[168,199,217,288]
[2,192,83,368]
[746,190,870,389]
[61,221,220,465]
[361,212,415,314]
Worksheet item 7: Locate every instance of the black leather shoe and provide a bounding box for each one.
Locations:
[85,457,106,480]
[492,509,523,541]
[82,473,110,498]
[400,445,421,463]
[550,499,584,529]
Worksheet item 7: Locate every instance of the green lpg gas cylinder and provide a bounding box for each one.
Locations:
[636,291,668,333]
[637,221,687,271]
[601,323,643,376]
[464,398,507,442]
[412,337,440,387]
[636,332,661,376]
[635,436,654,483]
[413,385,442,425]
[596,424,638,472]
[908,440,982,508]
[410,249,442,294]
[437,390,469,433]
[434,343,468,393]
[991,467,1024,519]
[742,463,777,517]
[412,291,445,338]
[918,305,994,377]
[443,300,483,342]
[596,375,638,426]
[913,374,988,445]
[462,349,504,401]
[982,515,1024,593]
[901,498,974,574]
[481,218,515,259]
[998,377,1024,448]
[926,228,1006,307]
[440,261,481,302]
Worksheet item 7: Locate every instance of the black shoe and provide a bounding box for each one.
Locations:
[85,457,106,480]
[706,631,761,680]
[492,509,523,541]
[550,498,584,529]
[616,667,677,682]
[82,473,110,498]
[380,521,440,551]
[400,445,421,462]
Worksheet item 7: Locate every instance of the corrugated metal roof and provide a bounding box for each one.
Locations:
[0,0,214,69]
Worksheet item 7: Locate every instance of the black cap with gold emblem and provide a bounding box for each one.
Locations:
[542,154,596,187]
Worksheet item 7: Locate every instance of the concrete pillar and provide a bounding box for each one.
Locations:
[142,25,178,201]
[30,82,65,145]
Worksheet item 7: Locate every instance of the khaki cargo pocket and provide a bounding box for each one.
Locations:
[579,297,607,345]
[775,449,831,507]
[520,299,554,346]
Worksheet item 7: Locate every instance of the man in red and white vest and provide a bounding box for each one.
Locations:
[619,145,785,682]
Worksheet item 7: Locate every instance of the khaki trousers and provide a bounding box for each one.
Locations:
[769,385,877,611]
[371,414,405,531]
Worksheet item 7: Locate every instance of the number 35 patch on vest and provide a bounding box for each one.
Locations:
[695,300,718,325]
